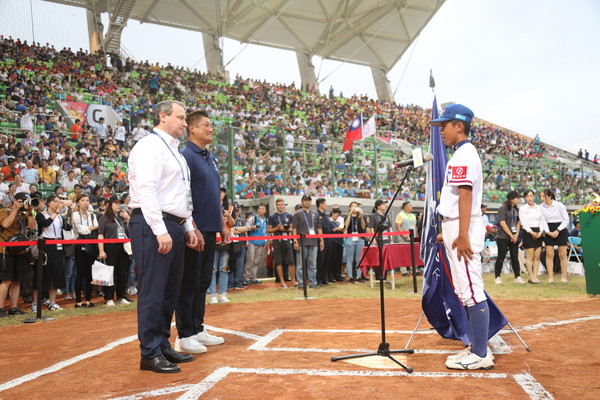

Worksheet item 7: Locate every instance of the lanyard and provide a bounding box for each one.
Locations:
[17,214,25,234]
[152,131,190,181]
[352,216,358,233]
[79,211,89,226]
[47,213,62,238]
[302,210,314,230]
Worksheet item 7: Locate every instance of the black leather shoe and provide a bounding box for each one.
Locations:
[162,347,194,363]
[140,355,180,373]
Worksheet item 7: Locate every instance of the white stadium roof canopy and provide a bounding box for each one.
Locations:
[45,0,445,71]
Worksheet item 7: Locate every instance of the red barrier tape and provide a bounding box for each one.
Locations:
[0,238,130,247]
[0,231,411,247]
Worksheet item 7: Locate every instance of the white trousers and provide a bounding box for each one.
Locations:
[441,217,486,307]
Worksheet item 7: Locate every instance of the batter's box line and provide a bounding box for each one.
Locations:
[106,368,553,400]
[247,328,512,355]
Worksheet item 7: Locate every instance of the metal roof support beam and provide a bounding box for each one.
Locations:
[86,3,104,53]
[371,67,392,102]
[296,52,319,93]
[203,33,227,80]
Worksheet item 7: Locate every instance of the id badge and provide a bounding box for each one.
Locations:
[186,188,193,211]
[117,227,126,239]
[308,228,315,235]
[56,243,63,251]
[511,226,517,233]
[352,236,359,242]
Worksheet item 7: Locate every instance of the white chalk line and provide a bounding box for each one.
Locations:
[514,373,555,400]
[4,313,597,395]
[0,334,138,393]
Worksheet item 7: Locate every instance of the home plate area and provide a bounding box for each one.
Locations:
[1,298,598,400]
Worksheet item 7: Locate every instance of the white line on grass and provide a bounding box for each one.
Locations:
[0,334,138,393]
[514,373,555,400]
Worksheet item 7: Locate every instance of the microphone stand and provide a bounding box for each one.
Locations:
[331,165,419,373]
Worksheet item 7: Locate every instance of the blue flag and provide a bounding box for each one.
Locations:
[421,96,507,345]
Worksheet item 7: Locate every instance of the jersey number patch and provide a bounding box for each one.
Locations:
[451,166,468,180]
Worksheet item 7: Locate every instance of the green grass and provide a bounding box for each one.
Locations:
[0,274,590,328]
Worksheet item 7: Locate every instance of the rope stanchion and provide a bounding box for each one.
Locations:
[23,238,54,324]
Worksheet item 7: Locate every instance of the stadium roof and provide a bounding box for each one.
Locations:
[46,0,446,71]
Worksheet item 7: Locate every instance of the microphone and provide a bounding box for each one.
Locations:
[395,153,433,168]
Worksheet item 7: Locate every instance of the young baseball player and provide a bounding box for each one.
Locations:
[431,104,494,370]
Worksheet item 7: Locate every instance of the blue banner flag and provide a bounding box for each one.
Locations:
[421,97,507,345]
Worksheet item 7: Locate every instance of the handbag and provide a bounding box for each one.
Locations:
[81,231,99,258]
[91,259,114,286]
[123,241,132,256]
[6,233,30,256]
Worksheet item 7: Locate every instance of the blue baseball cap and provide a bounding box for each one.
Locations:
[430,104,474,126]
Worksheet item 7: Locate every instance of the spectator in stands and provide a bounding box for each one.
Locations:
[20,159,38,184]
[1,157,20,181]
[540,189,569,284]
[38,159,56,184]
[19,108,34,132]
[91,117,107,141]
[70,118,83,140]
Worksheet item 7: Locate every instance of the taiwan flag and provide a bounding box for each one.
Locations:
[342,114,376,152]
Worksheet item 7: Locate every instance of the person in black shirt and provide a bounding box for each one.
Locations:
[267,198,296,288]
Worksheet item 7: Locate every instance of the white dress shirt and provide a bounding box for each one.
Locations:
[128,128,193,236]
[518,203,542,233]
[540,201,569,233]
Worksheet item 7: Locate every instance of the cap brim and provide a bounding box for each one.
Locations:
[429,117,452,126]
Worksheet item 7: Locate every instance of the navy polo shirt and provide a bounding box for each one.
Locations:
[181,141,222,232]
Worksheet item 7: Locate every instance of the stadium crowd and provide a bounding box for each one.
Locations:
[1,35,598,315]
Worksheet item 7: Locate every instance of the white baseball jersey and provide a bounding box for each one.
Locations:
[438,140,486,307]
[437,141,483,219]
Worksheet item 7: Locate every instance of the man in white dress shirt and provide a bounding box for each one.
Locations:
[128,100,198,374]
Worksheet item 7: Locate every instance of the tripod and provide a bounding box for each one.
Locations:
[331,166,417,373]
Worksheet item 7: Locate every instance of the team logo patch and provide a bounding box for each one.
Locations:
[451,166,467,180]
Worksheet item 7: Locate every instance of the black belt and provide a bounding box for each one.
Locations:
[131,208,187,225]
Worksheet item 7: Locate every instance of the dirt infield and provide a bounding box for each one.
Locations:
[0,296,599,400]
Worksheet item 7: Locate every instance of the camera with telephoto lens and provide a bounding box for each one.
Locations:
[24,197,40,208]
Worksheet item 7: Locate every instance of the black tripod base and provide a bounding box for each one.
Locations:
[331,342,414,373]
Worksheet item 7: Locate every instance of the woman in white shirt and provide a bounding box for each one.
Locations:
[72,194,98,308]
[519,190,542,283]
[540,189,569,284]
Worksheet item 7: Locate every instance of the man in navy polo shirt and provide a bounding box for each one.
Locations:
[175,110,228,354]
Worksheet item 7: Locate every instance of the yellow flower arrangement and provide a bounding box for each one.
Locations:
[572,200,600,216]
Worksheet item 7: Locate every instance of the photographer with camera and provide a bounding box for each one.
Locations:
[0,192,36,317]
[345,202,367,283]
[267,199,297,289]
[34,194,66,311]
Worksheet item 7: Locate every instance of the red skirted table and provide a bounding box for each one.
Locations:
[359,244,424,289]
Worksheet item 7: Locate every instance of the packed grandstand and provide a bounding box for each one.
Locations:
[1,35,598,205]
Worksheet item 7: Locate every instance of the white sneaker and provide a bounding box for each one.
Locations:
[48,303,62,311]
[128,286,138,295]
[175,336,207,354]
[209,295,218,304]
[195,330,224,346]
[64,294,73,300]
[30,303,37,313]
[494,277,503,284]
[118,298,130,305]
[445,351,495,370]
[219,294,230,303]
[446,346,494,362]
[57,289,63,295]
[515,276,526,284]
[105,300,116,306]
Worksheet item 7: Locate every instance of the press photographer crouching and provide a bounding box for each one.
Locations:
[0,192,37,317]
